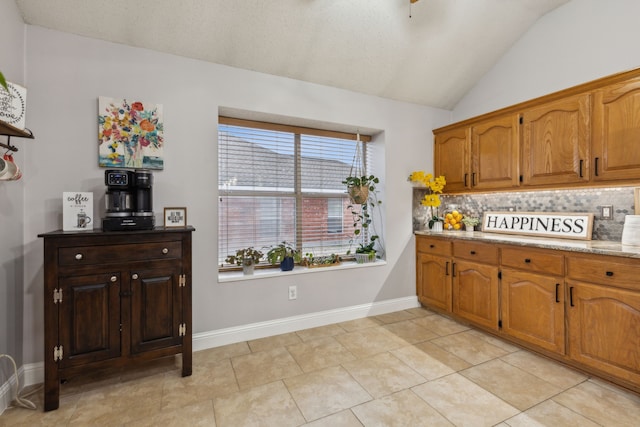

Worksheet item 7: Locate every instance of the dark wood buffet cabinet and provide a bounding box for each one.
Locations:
[38,227,194,411]
[416,233,640,395]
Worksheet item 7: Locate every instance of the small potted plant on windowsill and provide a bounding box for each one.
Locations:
[302,253,341,268]
[225,247,263,275]
[354,235,378,264]
[266,241,301,271]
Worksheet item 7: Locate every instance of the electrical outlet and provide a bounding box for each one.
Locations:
[288,285,297,300]
[601,205,613,220]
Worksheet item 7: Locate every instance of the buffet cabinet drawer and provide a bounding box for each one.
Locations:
[566,255,640,291]
[501,246,564,276]
[59,241,183,266]
[452,240,498,264]
[416,236,452,257]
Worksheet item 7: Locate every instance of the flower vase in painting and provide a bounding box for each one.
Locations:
[98,97,164,170]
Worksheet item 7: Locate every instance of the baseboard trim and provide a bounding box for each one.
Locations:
[193,296,420,351]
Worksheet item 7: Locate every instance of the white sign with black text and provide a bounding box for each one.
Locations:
[482,211,594,240]
[63,192,94,231]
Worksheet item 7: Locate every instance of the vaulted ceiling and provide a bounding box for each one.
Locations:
[14,0,570,109]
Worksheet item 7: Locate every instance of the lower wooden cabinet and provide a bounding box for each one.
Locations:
[453,260,498,330]
[39,227,194,411]
[501,268,565,354]
[415,234,640,394]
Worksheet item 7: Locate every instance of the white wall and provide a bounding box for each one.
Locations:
[0,0,26,372]
[20,26,450,365]
[453,0,640,121]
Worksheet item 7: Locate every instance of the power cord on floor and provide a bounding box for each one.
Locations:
[0,353,37,410]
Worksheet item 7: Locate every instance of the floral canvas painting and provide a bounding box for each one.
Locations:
[98,97,164,169]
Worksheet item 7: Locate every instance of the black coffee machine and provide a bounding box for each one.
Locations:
[102,169,155,231]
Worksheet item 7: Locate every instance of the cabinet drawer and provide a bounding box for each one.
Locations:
[501,246,564,276]
[59,241,183,266]
[566,255,640,291]
[416,236,451,257]
[453,241,498,264]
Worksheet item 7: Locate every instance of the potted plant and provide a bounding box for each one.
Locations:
[266,241,301,271]
[461,216,481,233]
[408,171,446,231]
[343,174,379,204]
[302,252,341,268]
[355,235,378,263]
[225,247,263,275]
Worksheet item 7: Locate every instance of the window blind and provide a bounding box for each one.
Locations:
[218,121,369,266]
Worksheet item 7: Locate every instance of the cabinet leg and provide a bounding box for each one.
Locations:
[44,370,60,411]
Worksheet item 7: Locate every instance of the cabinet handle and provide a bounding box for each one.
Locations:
[110,276,117,283]
[132,273,139,280]
[464,173,468,187]
[470,250,476,255]
[162,248,169,254]
[430,244,435,248]
[524,258,531,263]
[445,261,450,276]
[579,159,583,177]
[75,253,83,260]
[472,173,477,186]
[595,157,599,176]
[555,283,560,303]
[569,286,575,307]
[605,271,614,277]
[452,262,456,277]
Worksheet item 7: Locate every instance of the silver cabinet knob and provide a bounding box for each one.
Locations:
[132,273,139,280]
[162,248,169,254]
[75,253,83,260]
[110,276,117,282]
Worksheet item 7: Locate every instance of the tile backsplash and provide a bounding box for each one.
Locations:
[412,186,637,241]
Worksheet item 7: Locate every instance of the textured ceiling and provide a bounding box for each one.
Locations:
[15,0,570,109]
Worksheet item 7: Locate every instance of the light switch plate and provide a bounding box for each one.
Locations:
[601,205,613,220]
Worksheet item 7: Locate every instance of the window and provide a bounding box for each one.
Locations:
[218,117,371,267]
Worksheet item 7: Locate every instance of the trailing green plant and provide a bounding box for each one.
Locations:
[344,176,383,256]
[225,247,263,266]
[355,235,378,255]
[342,174,379,189]
[266,241,301,265]
[303,252,340,266]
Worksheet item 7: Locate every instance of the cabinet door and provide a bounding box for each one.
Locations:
[521,94,590,186]
[566,281,640,384]
[130,267,183,354]
[434,126,469,192]
[417,253,451,312]
[470,115,520,190]
[501,269,565,354]
[452,260,499,330]
[58,273,121,368]
[592,77,640,181]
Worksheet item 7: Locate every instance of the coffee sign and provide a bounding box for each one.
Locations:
[482,211,594,240]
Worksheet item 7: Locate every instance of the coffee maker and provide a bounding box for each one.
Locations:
[102,169,155,231]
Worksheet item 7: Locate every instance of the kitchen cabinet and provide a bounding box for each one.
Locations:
[415,233,640,393]
[39,227,194,411]
[451,241,499,330]
[434,125,469,192]
[416,236,452,312]
[433,67,640,193]
[521,93,591,186]
[592,76,640,182]
[566,254,640,385]
[470,114,520,190]
[500,246,565,354]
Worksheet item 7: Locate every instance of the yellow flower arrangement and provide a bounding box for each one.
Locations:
[408,171,446,228]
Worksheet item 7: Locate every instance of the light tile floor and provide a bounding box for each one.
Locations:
[2,307,640,426]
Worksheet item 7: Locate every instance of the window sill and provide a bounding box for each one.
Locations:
[218,259,387,283]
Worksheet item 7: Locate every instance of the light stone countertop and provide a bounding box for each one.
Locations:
[414,230,640,259]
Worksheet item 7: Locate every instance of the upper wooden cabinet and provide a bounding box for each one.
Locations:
[434,126,469,192]
[433,67,640,193]
[592,76,640,182]
[521,94,590,186]
[471,115,520,190]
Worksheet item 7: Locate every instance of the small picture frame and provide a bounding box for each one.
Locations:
[164,207,187,228]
